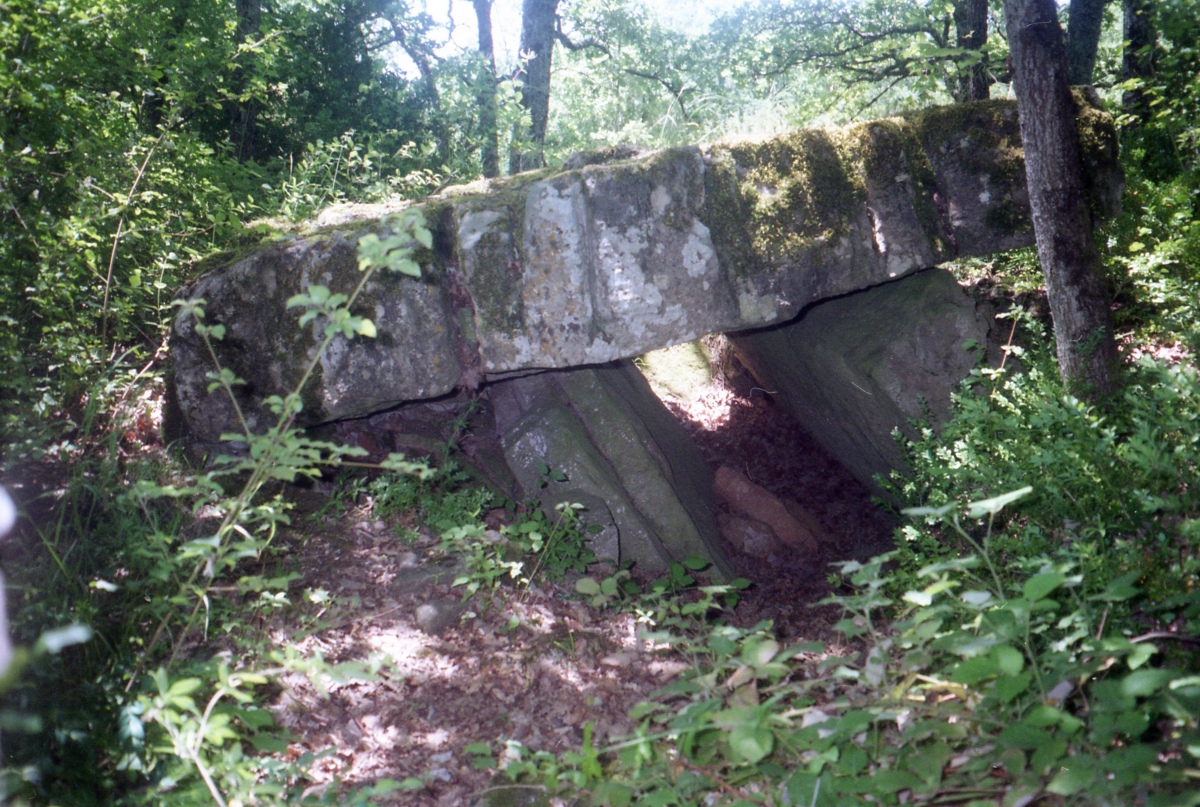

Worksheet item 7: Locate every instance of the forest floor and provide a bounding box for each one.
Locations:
[260,370,897,805]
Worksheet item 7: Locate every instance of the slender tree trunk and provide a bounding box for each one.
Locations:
[953,0,990,102]
[1003,0,1120,398]
[509,0,561,174]
[230,0,261,162]
[473,0,500,178]
[1066,0,1109,85]
[1121,0,1155,125]
[144,0,192,131]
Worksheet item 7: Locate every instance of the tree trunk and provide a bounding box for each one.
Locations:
[509,0,561,174]
[230,0,261,162]
[1066,0,1108,85]
[953,0,990,102]
[1003,0,1120,398]
[473,0,500,178]
[1121,0,1155,125]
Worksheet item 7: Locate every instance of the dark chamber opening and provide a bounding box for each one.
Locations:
[639,336,898,637]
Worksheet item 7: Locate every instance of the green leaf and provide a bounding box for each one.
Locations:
[1121,668,1174,698]
[248,734,290,753]
[992,644,1025,676]
[1046,754,1098,795]
[868,770,925,794]
[682,556,709,571]
[999,722,1053,750]
[744,639,781,668]
[994,672,1032,703]
[166,677,204,697]
[961,589,994,608]
[1095,571,1141,602]
[1024,572,1066,602]
[952,655,1000,685]
[393,258,421,277]
[729,724,774,764]
[592,781,634,806]
[1128,642,1156,670]
[966,486,1033,518]
[1128,241,1146,253]
[902,502,957,519]
[575,578,601,596]
[356,318,377,338]
[903,589,932,606]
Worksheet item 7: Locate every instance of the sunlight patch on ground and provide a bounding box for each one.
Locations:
[636,337,737,431]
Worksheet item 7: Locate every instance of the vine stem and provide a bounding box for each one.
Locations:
[101,128,168,342]
[130,215,422,688]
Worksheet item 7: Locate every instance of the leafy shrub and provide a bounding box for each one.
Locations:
[1,211,437,805]
[500,493,1200,807]
[891,345,1200,601]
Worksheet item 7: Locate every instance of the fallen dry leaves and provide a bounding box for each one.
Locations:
[261,369,895,804]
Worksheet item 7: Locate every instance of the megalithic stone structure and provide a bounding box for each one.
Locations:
[168,97,1121,574]
[171,98,1120,443]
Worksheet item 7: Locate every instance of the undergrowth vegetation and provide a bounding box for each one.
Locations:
[4,176,1199,804]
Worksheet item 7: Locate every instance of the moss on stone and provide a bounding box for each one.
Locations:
[455,190,529,340]
[907,100,1027,187]
[184,228,293,282]
[839,117,948,254]
[1071,88,1123,220]
[701,128,863,277]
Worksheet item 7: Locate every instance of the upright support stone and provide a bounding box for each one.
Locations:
[490,363,729,577]
[730,268,995,494]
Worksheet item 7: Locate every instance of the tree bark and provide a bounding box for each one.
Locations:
[230,0,261,162]
[1003,0,1120,398]
[472,0,500,178]
[1066,0,1108,85]
[509,0,561,174]
[953,0,990,102]
[1121,0,1155,125]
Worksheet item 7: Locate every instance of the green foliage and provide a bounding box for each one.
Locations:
[890,343,1200,601]
[1,210,437,805]
[504,495,1200,807]
[5,2,1200,805]
[443,500,597,601]
[272,135,442,223]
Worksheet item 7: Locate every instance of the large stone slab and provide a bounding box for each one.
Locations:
[171,230,462,441]
[730,268,994,494]
[489,362,729,577]
[171,98,1121,442]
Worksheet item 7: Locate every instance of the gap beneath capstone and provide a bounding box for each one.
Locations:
[635,337,896,601]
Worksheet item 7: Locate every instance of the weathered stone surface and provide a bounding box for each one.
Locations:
[455,146,740,372]
[172,99,1120,442]
[718,514,781,559]
[414,599,467,635]
[731,268,993,494]
[172,230,461,441]
[712,466,821,554]
[490,363,729,576]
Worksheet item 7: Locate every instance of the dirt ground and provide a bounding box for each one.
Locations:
[265,371,897,805]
